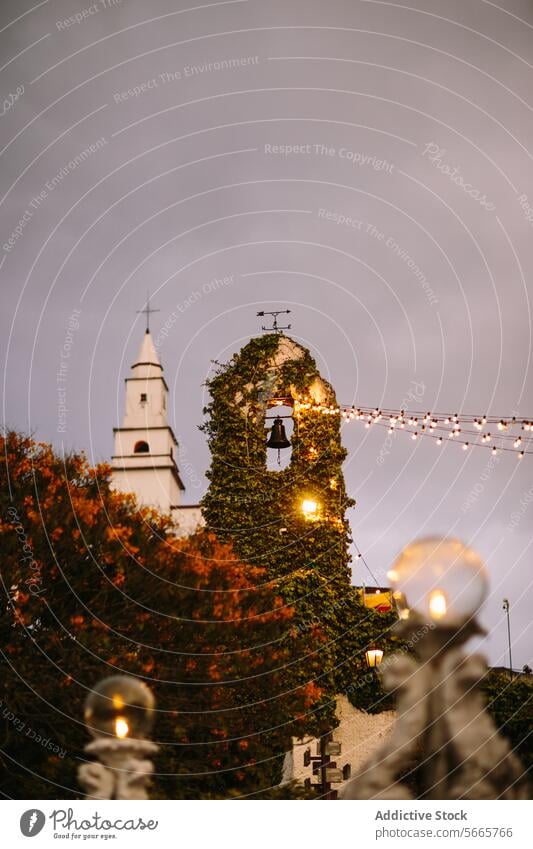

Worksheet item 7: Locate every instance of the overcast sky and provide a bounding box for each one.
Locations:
[1,0,533,667]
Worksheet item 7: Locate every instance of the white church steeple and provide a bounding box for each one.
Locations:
[111,328,185,514]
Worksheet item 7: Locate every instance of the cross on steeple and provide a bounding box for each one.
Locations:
[137,293,160,333]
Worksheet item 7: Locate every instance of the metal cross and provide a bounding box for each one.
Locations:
[137,293,160,332]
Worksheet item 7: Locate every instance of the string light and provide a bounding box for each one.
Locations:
[294,395,533,457]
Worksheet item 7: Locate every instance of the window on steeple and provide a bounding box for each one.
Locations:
[134,440,150,453]
[140,393,147,404]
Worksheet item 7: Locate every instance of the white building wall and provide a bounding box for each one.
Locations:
[111,465,183,513]
[123,378,167,429]
[172,506,205,538]
[113,426,175,458]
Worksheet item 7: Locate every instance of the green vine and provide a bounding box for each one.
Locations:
[201,334,398,731]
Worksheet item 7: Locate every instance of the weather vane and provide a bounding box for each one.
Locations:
[137,293,160,333]
[257,309,292,333]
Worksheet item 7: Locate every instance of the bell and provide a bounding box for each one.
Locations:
[267,417,291,450]
[266,416,291,464]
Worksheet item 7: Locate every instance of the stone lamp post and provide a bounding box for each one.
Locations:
[78,675,159,800]
[343,536,530,800]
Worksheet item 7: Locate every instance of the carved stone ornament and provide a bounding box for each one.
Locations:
[78,738,159,800]
[342,616,530,800]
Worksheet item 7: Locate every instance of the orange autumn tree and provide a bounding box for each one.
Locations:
[0,431,325,799]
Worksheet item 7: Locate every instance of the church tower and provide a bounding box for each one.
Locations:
[111,328,185,514]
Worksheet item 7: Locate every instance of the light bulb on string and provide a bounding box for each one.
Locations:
[338,401,531,459]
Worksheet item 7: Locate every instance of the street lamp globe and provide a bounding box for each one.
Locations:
[387,536,488,627]
[84,675,155,740]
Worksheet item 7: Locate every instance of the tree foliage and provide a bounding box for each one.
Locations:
[0,431,324,799]
[482,670,533,774]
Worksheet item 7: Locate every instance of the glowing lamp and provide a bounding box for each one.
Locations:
[387,536,488,627]
[84,675,155,740]
[114,718,129,739]
[301,499,319,518]
[365,647,384,668]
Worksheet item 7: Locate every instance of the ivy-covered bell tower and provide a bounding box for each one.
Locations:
[201,333,367,712]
